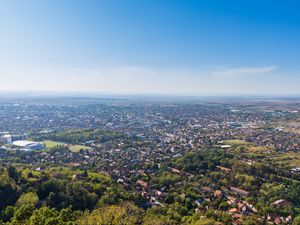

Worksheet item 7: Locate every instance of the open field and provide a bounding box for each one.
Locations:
[272,151,300,168]
[284,121,300,134]
[224,140,299,168]
[43,140,67,148]
[224,139,250,145]
[247,146,273,152]
[223,139,274,153]
[43,140,91,152]
[69,145,91,152]
[273,118,300,134]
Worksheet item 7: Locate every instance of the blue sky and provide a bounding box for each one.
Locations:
[0,0,299,95]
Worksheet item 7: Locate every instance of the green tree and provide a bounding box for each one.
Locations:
[11,204,35,225]
[294,215,300,225]
[77,202,142,225]
[142,214,176,225]
[0,175,19,210]
[16,192,39,207]
[1,205,15,222]
[8,166,20,182]
[29,207,60,225]
[37,179,64,200]
[66,182,98,210]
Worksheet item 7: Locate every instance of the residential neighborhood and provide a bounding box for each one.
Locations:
[0,97,299,224]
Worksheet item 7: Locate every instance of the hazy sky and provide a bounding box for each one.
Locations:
[0,0,299,96]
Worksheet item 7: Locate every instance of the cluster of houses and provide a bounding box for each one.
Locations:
[1,102,299,154]
[0,101,299,223]
[121,163,294,225]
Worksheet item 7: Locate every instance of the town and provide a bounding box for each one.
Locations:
[0,96,299,224]
[1,0,299,224]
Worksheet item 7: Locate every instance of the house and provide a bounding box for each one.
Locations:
[150,197,164,207]
[229,208,239,213]
[274,217,282,224]
[216,166,232,173]
[185,172,195,178]
[136,179,148,189]
[153,190,163,198]
[202,186,212,192]
[233,214,242,219]
[117,178,124,183]
[243,201,257,213]
[220,145,231,149]
[214,190,222,198]
[230,187,249,196]
[73,173,87,180]
[272,199,292,208]
[171,168,181,174]
[195,199,203,206]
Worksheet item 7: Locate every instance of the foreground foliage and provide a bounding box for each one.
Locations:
[0,147,300,224]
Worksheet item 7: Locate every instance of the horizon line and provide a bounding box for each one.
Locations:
[0,90,300,99]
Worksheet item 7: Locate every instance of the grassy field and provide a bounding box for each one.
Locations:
[223,139,274,153]
[272,152,300,168]
[247,146,273,152]
[223,139,300,168]
[43,140,91,152]
[69,145,91,152]
[43,140,67,148]
[284,121,300,134]
[224,139,250,145]
[273,118,300,134]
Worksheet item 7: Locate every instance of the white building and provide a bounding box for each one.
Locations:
[2,134,12,144]
[12,140,44,151]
